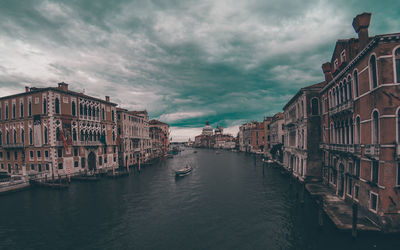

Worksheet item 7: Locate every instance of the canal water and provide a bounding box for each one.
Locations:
[0,148,398,250]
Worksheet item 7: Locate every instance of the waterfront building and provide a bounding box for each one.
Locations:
[283,81,325,182]
[149,119,170,158]
[319,13,400,230]
[117,109,151,167]
[262,117,273,155]
[0,82,118,178]
[269,112,285,162]
[238,121,265,153]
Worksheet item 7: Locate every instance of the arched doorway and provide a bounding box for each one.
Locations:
[338,164,345,197]
[88,152,96,171]
[125,156,128,168]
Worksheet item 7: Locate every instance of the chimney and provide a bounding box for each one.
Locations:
[25,86,30,92]
[105,96,110,102]
[322,62,333,83]
[57,82,69,91]
[352,13,372,50]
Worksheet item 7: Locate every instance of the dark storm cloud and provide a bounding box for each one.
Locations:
[0,0,399,140]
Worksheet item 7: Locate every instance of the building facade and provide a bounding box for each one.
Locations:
[238,121,264,153]
[319,13,400,230]
[149,119,170,158]
[283,81,324,182]
[0,83,118,179]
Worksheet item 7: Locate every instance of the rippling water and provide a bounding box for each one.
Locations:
[0,148,398,250]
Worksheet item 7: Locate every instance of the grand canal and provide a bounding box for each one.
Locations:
[0,148,398,250]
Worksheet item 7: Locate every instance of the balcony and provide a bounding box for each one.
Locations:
[1,143,25,149]
[320,143,361,155]
[365,144,380,159]
[329,100,354,117]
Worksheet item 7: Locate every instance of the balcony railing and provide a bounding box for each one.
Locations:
[365,144,380,159]
[319,143,361,154]
[1,143,25,149]
[55,141,103,147]
[329,100,354,117]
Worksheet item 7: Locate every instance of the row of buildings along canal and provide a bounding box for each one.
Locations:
[193,13,400,233]
[0,82,170,191]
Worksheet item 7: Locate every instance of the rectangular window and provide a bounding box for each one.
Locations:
[74,161,79,168]
[347,177,352,195]
[99,156,103,166]
[38,164,42,172]
[81,159,85,169]
[45,150,49,159]
[372,161,379,184]
[74,148,78,156]
[354,185,359,200]
[58,148,62,157]
[31,164,35,170]
[46,164,49,171]
[7,151,10,160]
[58,163,63,170]
[14,151,18,160]
[104,157,108,163]
[37,150,41,158]
[1,163,3,169]
[0,152,3,159]
[355,159,360,178]
[397,162,400,186]
[370,192,378,212]
[29,150,34,160]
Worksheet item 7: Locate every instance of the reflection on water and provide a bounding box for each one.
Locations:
[0,148,398,250]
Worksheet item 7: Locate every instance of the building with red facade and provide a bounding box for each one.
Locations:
[319,13,400,230]
[0,83,118,179]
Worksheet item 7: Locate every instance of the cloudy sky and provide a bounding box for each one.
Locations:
[0,0,399,141]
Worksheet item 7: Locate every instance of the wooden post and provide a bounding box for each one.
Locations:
[300,182,305,204]
[318,196,324,226]
[352,203,358,238]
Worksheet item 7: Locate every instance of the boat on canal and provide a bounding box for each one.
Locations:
[175,165,192,177]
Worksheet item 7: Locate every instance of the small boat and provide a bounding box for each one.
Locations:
[71,174,100,182]
[216,151,220,154]
[193,151,197,153]
[175,166,192,177]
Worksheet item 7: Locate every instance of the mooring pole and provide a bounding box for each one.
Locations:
[352,203,358,238]
[300,182,305,204]
[318,196,324,226]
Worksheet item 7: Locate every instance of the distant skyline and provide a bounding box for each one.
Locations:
[1,0,399,141]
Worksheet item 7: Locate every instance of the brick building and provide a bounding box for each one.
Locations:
[149,119,170,157]
[117,109,151,168]
[319,13,400,230]
[0,82,118,179]
[283,81,325,182]
[238,121,265,153]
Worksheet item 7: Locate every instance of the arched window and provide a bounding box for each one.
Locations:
[56,127,60,141]
[43,98,47,114]
[395,48,400,83]
[21,129,24,144]
[5,104,9,119]
[84,104,87,116]
[372,110,379,144]
[12,104,16,118]
[332,89,336,106]
[96,107,99,119]
[353,70,359,97]
[340,83,344,103]
[112,110,115,121]
[311,98,319,115]
[80,103,83,116]
[102,108,105,120]
[88,106,92,118]
[28,100,32,116]
[13,129,16,143]
[20,103,24,117]
[29,128,33,145]
[85,131,88,141]
[81,130,84,141]
[55,98,60,114]
[0,131,2,146]
[350,118,354,144]
[44,127,48,144]
[336,86,339,105]
[89,131,93,141]
[347,76,352,100]
[398,108,400,143]
[72,101,76,116]
[370,55,378,88]
[343,80,348,101]
[73,128,77,141]
[112,131,115,142]
[6,131,9,144]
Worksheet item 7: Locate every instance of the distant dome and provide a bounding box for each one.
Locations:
[202,121,213,136]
